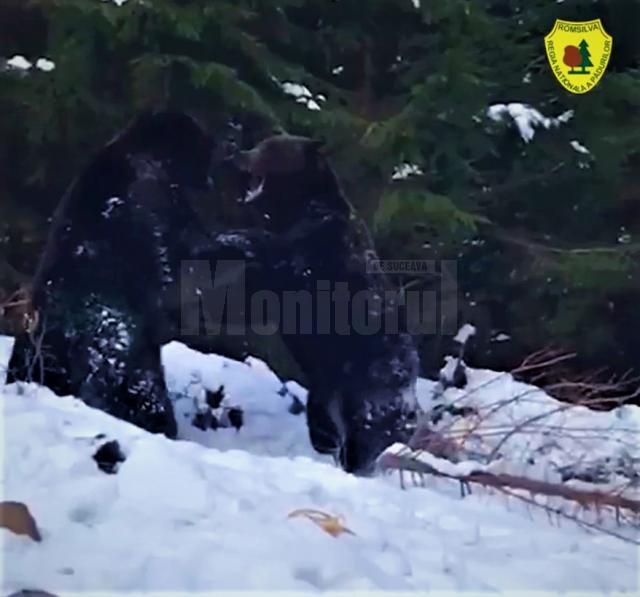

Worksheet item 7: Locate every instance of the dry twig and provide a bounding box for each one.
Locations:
[379,451,640,545]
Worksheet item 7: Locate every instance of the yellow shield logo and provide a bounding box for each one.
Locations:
[544,19,613,94]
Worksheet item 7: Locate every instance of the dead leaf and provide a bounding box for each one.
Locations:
[0,501,42,542]
[288,508,355,538]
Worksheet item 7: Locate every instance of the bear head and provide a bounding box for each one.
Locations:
[105,111,214,191]
[233,134,349,230]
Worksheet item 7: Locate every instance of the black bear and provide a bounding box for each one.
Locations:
[233,134,420,474]
[7,111,223,437]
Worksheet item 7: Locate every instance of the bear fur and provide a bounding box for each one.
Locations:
[7,111,220,436]
[234,134,420,474]
[7,114,420,476]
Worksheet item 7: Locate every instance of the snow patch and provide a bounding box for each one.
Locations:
[242,179,264,203]
[5,55,32,70]
[391,163,424,180]
[281,81,325,112]
[385,443,486,476]
[0,335,14,385]
[422,366,640,485]
[306,99,322,111]
[281,82,312,99]
[4,56,55,72]
[492,333,511,342]
[454,323,476,345]
[570,139,590,155]
[439,355,462,385]
[35,58,55,72]
[101,196,124,219]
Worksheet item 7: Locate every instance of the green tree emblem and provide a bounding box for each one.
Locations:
[577,39,593,73]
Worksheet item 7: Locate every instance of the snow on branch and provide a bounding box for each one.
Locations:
[280,81,325,111]
[570,139,590,155]
[487,103,573,142]
[2,55,55,73]
[391,163,424,181]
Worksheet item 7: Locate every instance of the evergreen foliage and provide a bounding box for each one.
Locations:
[1,0,639,377]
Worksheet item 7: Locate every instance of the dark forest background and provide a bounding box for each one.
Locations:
[1,0,639,383]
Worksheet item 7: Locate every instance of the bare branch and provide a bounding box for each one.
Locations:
[379,451,640,545]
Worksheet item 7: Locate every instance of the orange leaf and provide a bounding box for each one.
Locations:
[288,508,355,538]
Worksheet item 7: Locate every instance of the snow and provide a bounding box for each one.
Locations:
[439,355,461,386]
[0,337,12,385]
[164,342,323,459]
[35,58,55,72]
[243,179,265,203]
[424,365,640,486]
[570,139,591,155]
[306,99,322,111]
[487,103,574,143]
[1,335,638,592]
[281,81,325,112]
[386,443,487,477]
[391,163,424,180]
[3,56,55,73]
[5,55,32,71]
[453,323,476,345]
[282,82,312,99]
[101,196,124,219]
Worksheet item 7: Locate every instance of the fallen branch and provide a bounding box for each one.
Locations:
[379,449,640,544]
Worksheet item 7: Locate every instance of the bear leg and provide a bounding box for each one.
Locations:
[305,388,343,456]
[68,304,177,438]
[120,346,177,438]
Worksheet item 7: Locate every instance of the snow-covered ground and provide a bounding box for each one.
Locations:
[1,335,638,592]
[427,358,640,485]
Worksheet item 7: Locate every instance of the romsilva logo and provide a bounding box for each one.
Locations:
[545,19,613,94]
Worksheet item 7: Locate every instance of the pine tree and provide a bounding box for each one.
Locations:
[578,39,593,73]
[1,0,639,380]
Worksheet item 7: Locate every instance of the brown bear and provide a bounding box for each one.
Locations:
[232,134,420,474]
[6,111,223,436]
